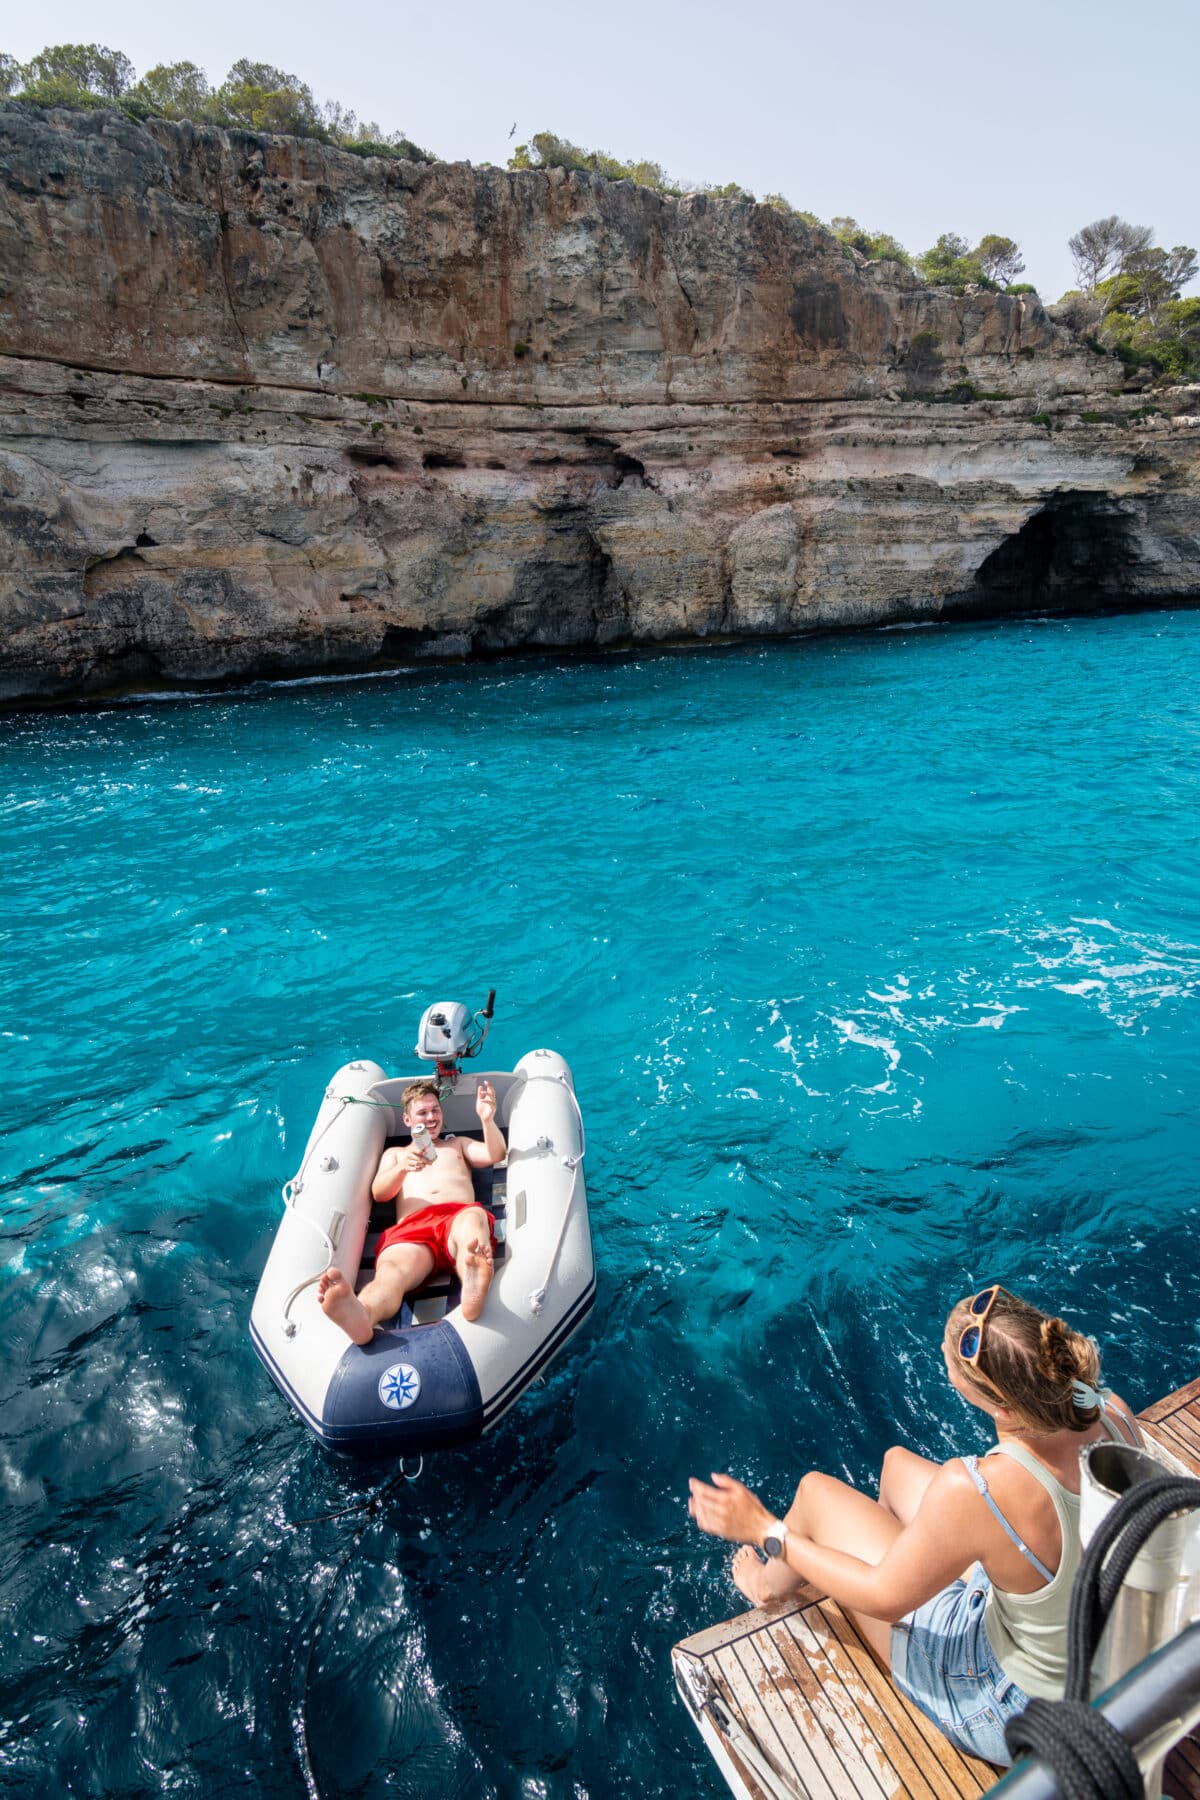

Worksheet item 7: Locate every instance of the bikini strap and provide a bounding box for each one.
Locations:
[961,1454,1055,1583]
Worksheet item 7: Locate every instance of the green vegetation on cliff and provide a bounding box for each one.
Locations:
[509,133,683,195]
[1060,216,1200,380]
[0,42,432,160]
[507,132,760,203]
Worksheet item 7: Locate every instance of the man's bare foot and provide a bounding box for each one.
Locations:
[318,1269,374,1346]
[458,1237,494,1323]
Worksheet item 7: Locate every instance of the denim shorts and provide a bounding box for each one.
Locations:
[890,1567,1031,1765]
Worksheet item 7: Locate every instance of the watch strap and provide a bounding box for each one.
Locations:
[762,1518,789,1557]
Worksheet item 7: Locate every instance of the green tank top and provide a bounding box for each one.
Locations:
[981,1409,1131,1700]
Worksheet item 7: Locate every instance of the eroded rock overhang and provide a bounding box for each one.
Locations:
[1,103,1197,700]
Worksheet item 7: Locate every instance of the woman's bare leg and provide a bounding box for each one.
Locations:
[879,1445,942,1525]
[732,1468,904,1665]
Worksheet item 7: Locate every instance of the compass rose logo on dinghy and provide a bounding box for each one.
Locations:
[378,1362,421,1410]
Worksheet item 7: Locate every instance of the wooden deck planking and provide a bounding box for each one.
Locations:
[1161,1738,1200,1800]
[675,1375,1200,1800]
[1149,1410,1200,1463]
[785,1603,988,1799]
[726,1634,859,1800]
[810,1605,994,1798]
[802,1606,958,1800]
[774,1609,908,1800]
[705,1644,793,1800]
[1141,1376,1200,1423]
[752,1612,895,1799]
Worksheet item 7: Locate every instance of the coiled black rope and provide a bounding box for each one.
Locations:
[1004,1472,1200,1798]
[1005,1697,1141,1799]
[1062,1475,1200,1704]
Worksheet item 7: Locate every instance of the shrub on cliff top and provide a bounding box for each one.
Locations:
[762,197,826,230]
[917,232,996,292]
[829,217,912,266]
[1102,297,1200,381]
[704,180,756,203]
[2,41,434,160]
[215,58,323,137]
[509,131,683,194]
[131,61,212,121]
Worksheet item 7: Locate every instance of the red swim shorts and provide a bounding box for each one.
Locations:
[376,1202,497,1275]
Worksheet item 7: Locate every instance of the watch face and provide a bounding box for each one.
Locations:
[764,1529,785,1559]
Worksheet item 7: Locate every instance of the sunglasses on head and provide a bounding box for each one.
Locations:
[958,1283,1002,1366]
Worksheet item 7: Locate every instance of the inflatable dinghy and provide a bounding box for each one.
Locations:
[250,997,594,1456]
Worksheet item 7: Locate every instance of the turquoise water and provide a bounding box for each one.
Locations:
[3,610,1200,1797]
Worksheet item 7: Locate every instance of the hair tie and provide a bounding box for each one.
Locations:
[1071,1378,1107,1413]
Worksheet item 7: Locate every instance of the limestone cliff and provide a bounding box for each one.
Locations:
[1,102,1197,700]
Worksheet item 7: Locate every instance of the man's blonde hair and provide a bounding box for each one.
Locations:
[401,1079,441,1115]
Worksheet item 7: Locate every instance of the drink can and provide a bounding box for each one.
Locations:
[410,1123,437,1164]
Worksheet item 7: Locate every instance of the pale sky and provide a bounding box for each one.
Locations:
[6,0,1198,302]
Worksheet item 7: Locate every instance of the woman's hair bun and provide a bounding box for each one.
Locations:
[1038,1316,1079,1386]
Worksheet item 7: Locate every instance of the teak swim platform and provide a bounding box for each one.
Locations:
[672,1378,1200,1800]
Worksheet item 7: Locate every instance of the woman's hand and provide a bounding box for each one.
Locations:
[688,1473,774,1545]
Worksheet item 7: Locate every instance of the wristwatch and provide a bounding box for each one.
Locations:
[762,1518,790,1559]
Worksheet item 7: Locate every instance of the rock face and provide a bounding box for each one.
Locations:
[1,102,1198,700]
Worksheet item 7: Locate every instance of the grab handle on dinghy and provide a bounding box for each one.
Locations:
[277,1097,357,1333]
[526,1072,587,1316]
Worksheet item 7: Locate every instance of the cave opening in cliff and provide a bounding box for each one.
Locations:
[971,492,1141,613]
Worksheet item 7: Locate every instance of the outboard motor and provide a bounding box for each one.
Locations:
[414,990,496,1087]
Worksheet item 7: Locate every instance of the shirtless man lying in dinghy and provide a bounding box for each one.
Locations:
[318,1078,505,1343]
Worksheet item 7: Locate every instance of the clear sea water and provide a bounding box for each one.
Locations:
[3,609,1200,1798]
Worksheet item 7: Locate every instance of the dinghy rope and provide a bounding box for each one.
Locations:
[278,1093,394,1333]
[525,1072,586,1316]
[278,1099,350,1331]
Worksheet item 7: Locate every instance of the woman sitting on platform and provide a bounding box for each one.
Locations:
[688,1284,1142,1766]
